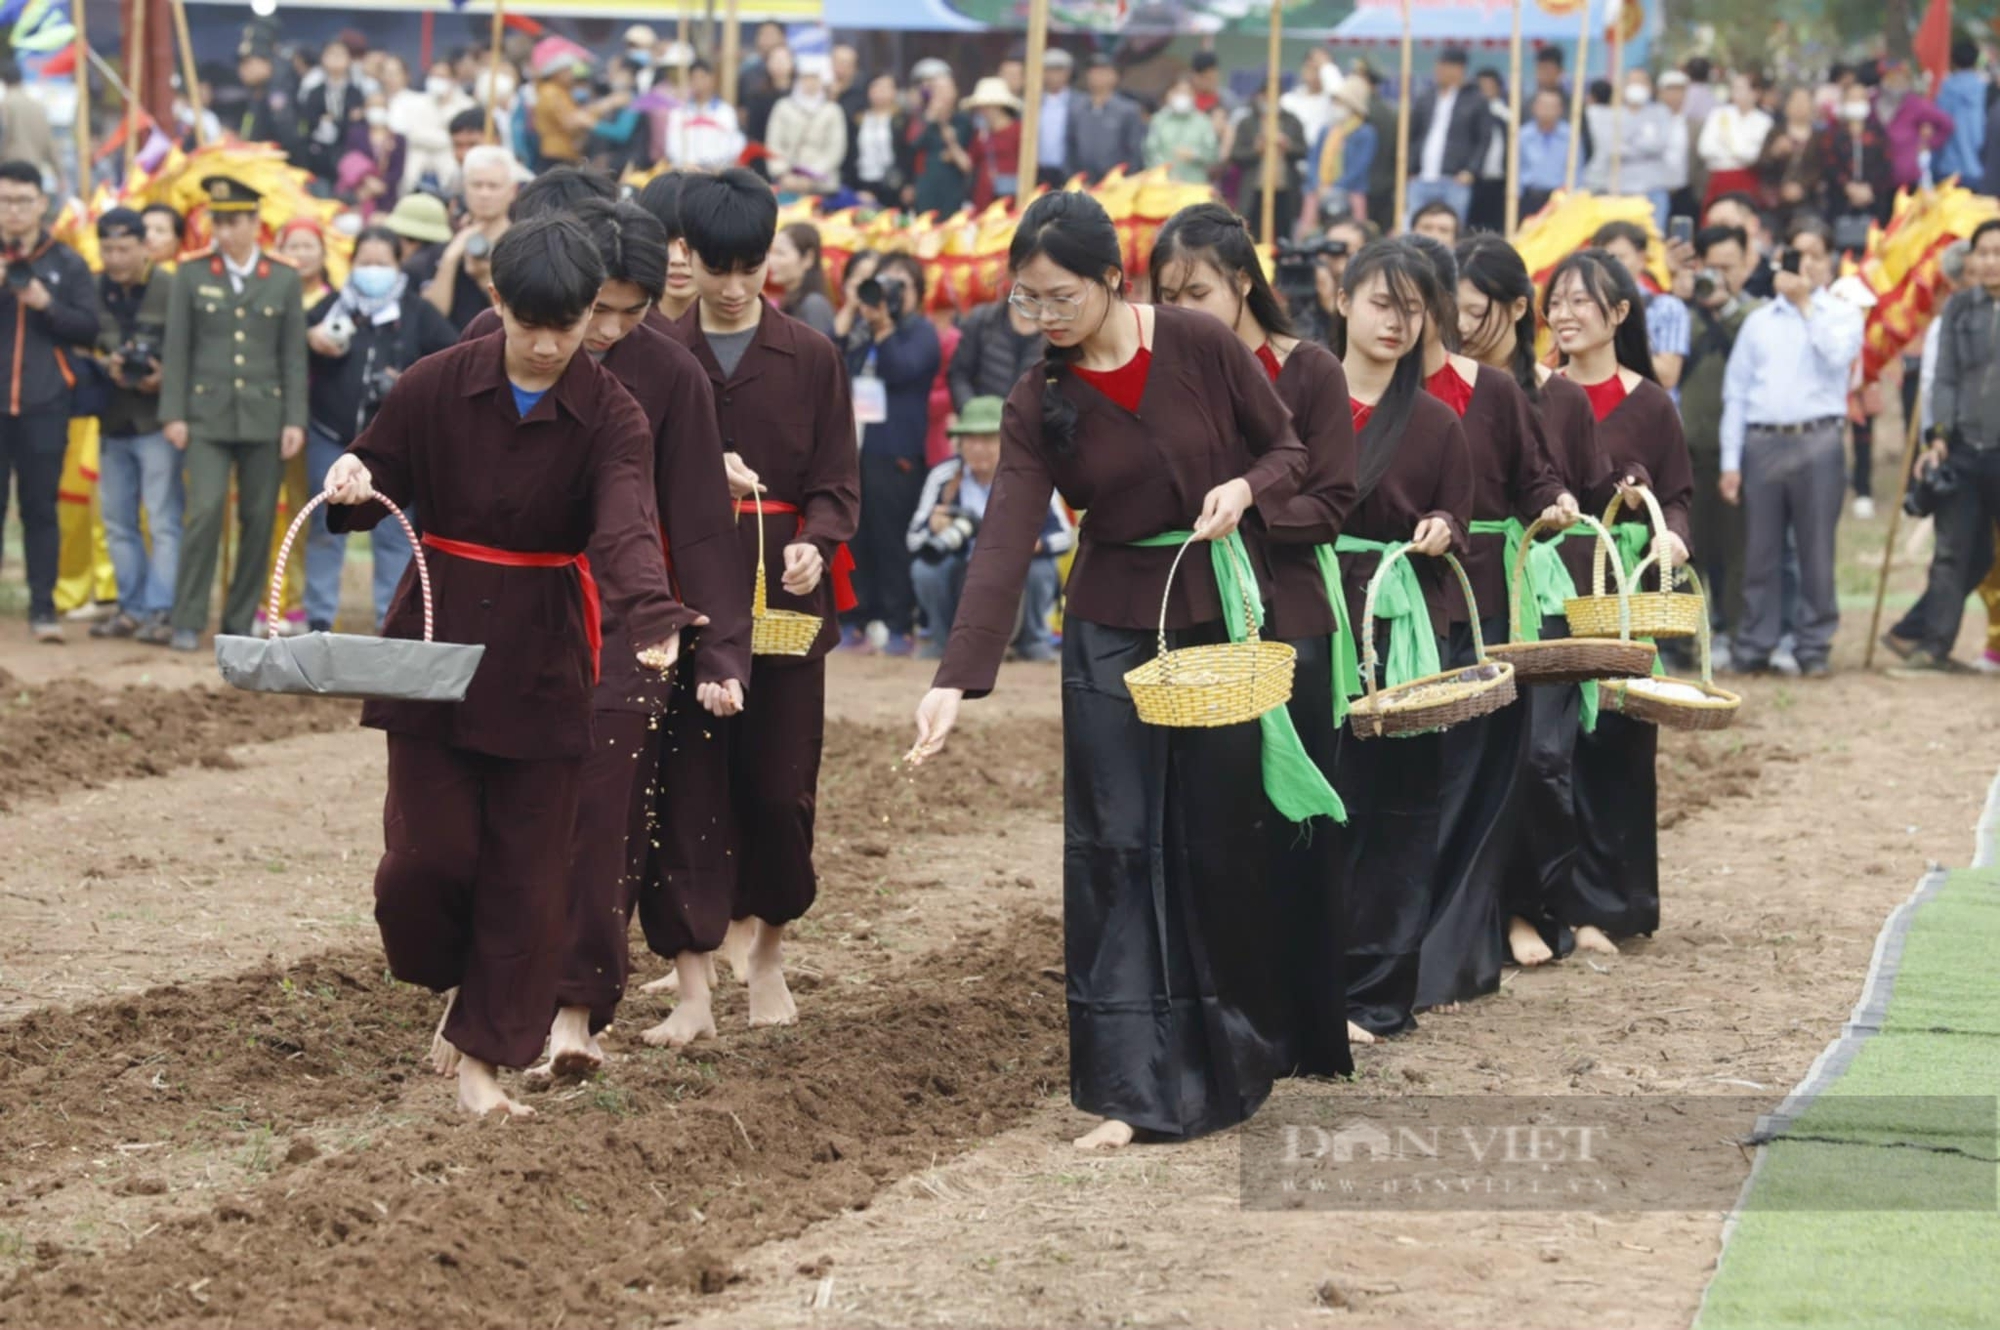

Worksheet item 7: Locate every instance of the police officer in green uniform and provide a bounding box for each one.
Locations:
[160,173,308,650]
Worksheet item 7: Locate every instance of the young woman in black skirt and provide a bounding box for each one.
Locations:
[1327,241,1473,1039]
[1456,235,1615,969]
[1544,250,1695,953]
[1150,200,1359,1074]
[1396,233,1573,1013]
[910,191,1318,1150]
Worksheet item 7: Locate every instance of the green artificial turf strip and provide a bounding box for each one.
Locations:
[1696,869,2000,1330]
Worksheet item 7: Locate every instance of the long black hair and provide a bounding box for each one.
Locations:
[1330,239,1431,501]
[1008,190,1125,456]
[1456,233,1541,402]
[1398,232,1460,353]
[1149,201,1293,343]
[1542,249,1658,382]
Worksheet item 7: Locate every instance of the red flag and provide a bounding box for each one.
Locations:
[1915,0,1953,89]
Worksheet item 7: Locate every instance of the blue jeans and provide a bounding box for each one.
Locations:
[98,427,184,618]
[1406,177,1471,224]
[304,423,412,629]
[911,549,1060,657]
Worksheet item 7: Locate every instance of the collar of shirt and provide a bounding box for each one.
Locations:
[458,331,592,422]
[222,249,259,290]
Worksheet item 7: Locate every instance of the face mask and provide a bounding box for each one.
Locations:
[426,76,452,97]
[627,50,652,67]
[1168,92,1193,114]
[366,107,388,126]
[1843,101,1870,122]
[1624,84,1650,107]
[349,264,398,300]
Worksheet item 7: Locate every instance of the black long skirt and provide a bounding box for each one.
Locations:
[1336,638,1443,1039]
[1560,710,1660,937]
[1269,636,1354,1079]
[1498,614,1582,957]
[1416,616,1522,1010]
[1062,618,1296,1140]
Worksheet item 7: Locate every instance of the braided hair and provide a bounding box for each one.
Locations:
[1149,201,1294,343]
[1007,191,1126,457]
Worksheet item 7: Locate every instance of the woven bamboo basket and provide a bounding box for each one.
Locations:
[1484,513,1658,684]
[1601,567,1741,731]
[1564,487,1703,641]
[746,491,823,657]
[1124,533,1296,728]
[1347,545,1516,739]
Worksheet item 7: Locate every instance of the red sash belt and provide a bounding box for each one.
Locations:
[735,498,858,614]
[422,534,602,683]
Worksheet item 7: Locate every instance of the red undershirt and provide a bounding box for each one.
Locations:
[1425,360,1475,418]
[1577,372,1631,423]
[1350,397,1375,432]
[1255,342,1283,383]
[1071,306,1152,414]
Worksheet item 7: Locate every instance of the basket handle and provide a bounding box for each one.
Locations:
[1682,563,1715,685]
[747,488,770,619]
[273,491,431,642]
[1151,530,1262,659]
[1509,513,1635,643]
[1592,482,1675,597]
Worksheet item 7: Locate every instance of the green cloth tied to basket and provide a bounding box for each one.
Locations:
[1332,533,1441,695]
[1128,530,1345,825]
[1475,516,1616,730]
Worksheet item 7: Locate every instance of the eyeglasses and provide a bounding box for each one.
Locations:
[1007,290,1086,323]
[0,194,41,211]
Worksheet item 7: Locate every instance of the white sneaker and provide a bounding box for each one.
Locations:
[1771,644,1802,677]
[1851,496,1876,521]
[1973,653,2000,676]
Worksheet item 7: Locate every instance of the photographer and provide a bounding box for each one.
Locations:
[907,397,1071,662]
[1898,218,2000,674]
[89,208,177,644]
[302,226,457,631]
[424,144,517,330]
[0,159,99,642]
[844,252,941,655]
[1677,223,1761,654]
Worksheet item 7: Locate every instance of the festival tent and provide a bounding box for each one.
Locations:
[1321,0,1652,74]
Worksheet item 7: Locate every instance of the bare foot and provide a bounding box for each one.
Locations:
[457,1055,535,1118]
[1073,1118,1135,1151]
[1573,925,1620,956]
[744,921,798,1028]
[429,988,462,1077]
[1346,1020,1378,1046]
[641,951,717,1049]
[717,918,756,982]
[547,1005,604,1078]
[638,952,719,995]
[1508,916,1555,967]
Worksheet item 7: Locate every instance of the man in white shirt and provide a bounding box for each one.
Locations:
[661,59,747,169]
[1406,48,1489,225]
[1280,48,1335,153]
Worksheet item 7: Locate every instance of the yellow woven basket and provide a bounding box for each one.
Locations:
[746,491,823,657]
[1601,566,1742,731]
[1564,487,1704,641]
[1346,546,1516,740]
[1484,512,1658,685]
[1124,534,1296,728]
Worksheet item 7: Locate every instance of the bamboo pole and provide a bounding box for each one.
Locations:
[1504,0,1523,234]
[73,0,90,197]
[1016,0,1049,202]
[1259,0,1283,245]
[1565,0,1589,190]
[484,0,506,142]
[1862,400,1930,669]
[676,0,691,99]
[1393,0,1413,230]
[719,0,741,110]
[169,0,205,146]
[125,0,147,176]
[1607,0,1624,192]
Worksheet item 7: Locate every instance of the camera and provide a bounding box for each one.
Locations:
[1904,449,1959,518]
[317,309,356,355]
[858,275,907,319]
[114,337,159,387]
[919,508,978,562]
[464,232,492,262]
[1691,268,1728,304]
[1272,236,1339,326]
[2,249,31,291]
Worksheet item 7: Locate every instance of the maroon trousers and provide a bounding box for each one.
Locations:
[374,735,582,1069]
[640,656,825,960]
[553,710,661,1034]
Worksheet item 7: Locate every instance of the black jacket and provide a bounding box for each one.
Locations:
[294,79,368,180]
[947,299,1041,409]
[842,109,916,199]
[305,288,458,445]
[0,232,99,417]
[95,268,169,436]
[1408,84,1494,180]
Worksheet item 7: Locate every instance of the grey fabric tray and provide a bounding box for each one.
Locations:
[215,632,486,702]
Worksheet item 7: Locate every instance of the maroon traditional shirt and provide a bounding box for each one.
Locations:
[1262,339,1359,641]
